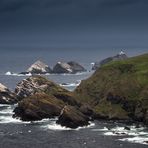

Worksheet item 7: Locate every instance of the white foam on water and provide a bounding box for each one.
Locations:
[0,104,10,107]
[5,71,32,77]
[42,120,95,131]
[99,125,148,145]
[0,115,24,124]
[60,81,81,87]
[92,127,109,132]
[120,137,148,145]
[0,107,13,115]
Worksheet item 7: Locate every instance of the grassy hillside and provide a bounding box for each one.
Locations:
[75,53,148,123]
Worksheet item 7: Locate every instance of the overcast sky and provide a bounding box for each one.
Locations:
[0,0,148,49]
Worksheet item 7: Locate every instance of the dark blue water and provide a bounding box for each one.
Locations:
[0,48,148,148]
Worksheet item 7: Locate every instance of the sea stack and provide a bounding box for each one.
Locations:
[0,83,17,104]
[53,61,86,74]
[53,62,72,74]
[92,51,128,70]
[67,61,87,73]
[21,60,52,74]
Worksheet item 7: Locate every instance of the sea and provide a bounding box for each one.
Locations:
[0,48,148,148]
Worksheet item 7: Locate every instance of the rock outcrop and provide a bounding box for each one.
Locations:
[92,51,128,70]
[56,105,90,128]
[13,76,91,128]
[53,61,86,74]
[20,60,52,74]
[15,76,80,106]
[75,53,148,125]
[13,93,64,121]
[0,83,17,104]
[53,62,72,74]
[67,61,86,73]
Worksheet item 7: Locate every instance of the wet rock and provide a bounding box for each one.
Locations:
[79,104,94,117]
[20,60,52,74]
[124,126,130,130]
[56,105,90,128]
[0,83,17,104]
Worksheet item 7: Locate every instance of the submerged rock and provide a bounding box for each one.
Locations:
[53,61,86,74]
[0,83,17,104]
[20,60,52,74]
[92,51,128,70]
[56,105,90,128]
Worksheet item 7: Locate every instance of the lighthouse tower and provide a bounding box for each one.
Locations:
[119,50,125,55]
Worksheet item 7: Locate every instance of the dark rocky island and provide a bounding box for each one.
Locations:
[92,51,128,70]
[20,60,52,75]
[53,61,86,74]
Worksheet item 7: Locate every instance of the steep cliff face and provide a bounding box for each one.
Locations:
[75,54,148,124]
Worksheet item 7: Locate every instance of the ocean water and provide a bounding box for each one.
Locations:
[0,48,148,148]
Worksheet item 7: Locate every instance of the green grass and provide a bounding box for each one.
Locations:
[75,53,148,122]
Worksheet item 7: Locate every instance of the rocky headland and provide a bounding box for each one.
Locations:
[92,51,128,70]
[75,53,148,125]
[1,53,148,128]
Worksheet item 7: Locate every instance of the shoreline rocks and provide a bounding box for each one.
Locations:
[56,105,90,128]
[13,75,91,128]
[13,93,64,121]
[0,83,17,104]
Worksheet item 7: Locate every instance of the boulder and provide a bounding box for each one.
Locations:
[92,51,128,70]
[0,83,17,104]
[53,61,86,74]
[56,105,90,128]
[20,60,52,74]
[13,93,64,121]
[67,61,86,73]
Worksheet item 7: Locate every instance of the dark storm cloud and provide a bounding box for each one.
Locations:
[0,0,148,34]
[101,0,148,7]
[0,0,147,13]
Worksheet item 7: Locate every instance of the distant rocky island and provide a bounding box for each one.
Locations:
[20,60,86,75]
[1,53,148,128]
